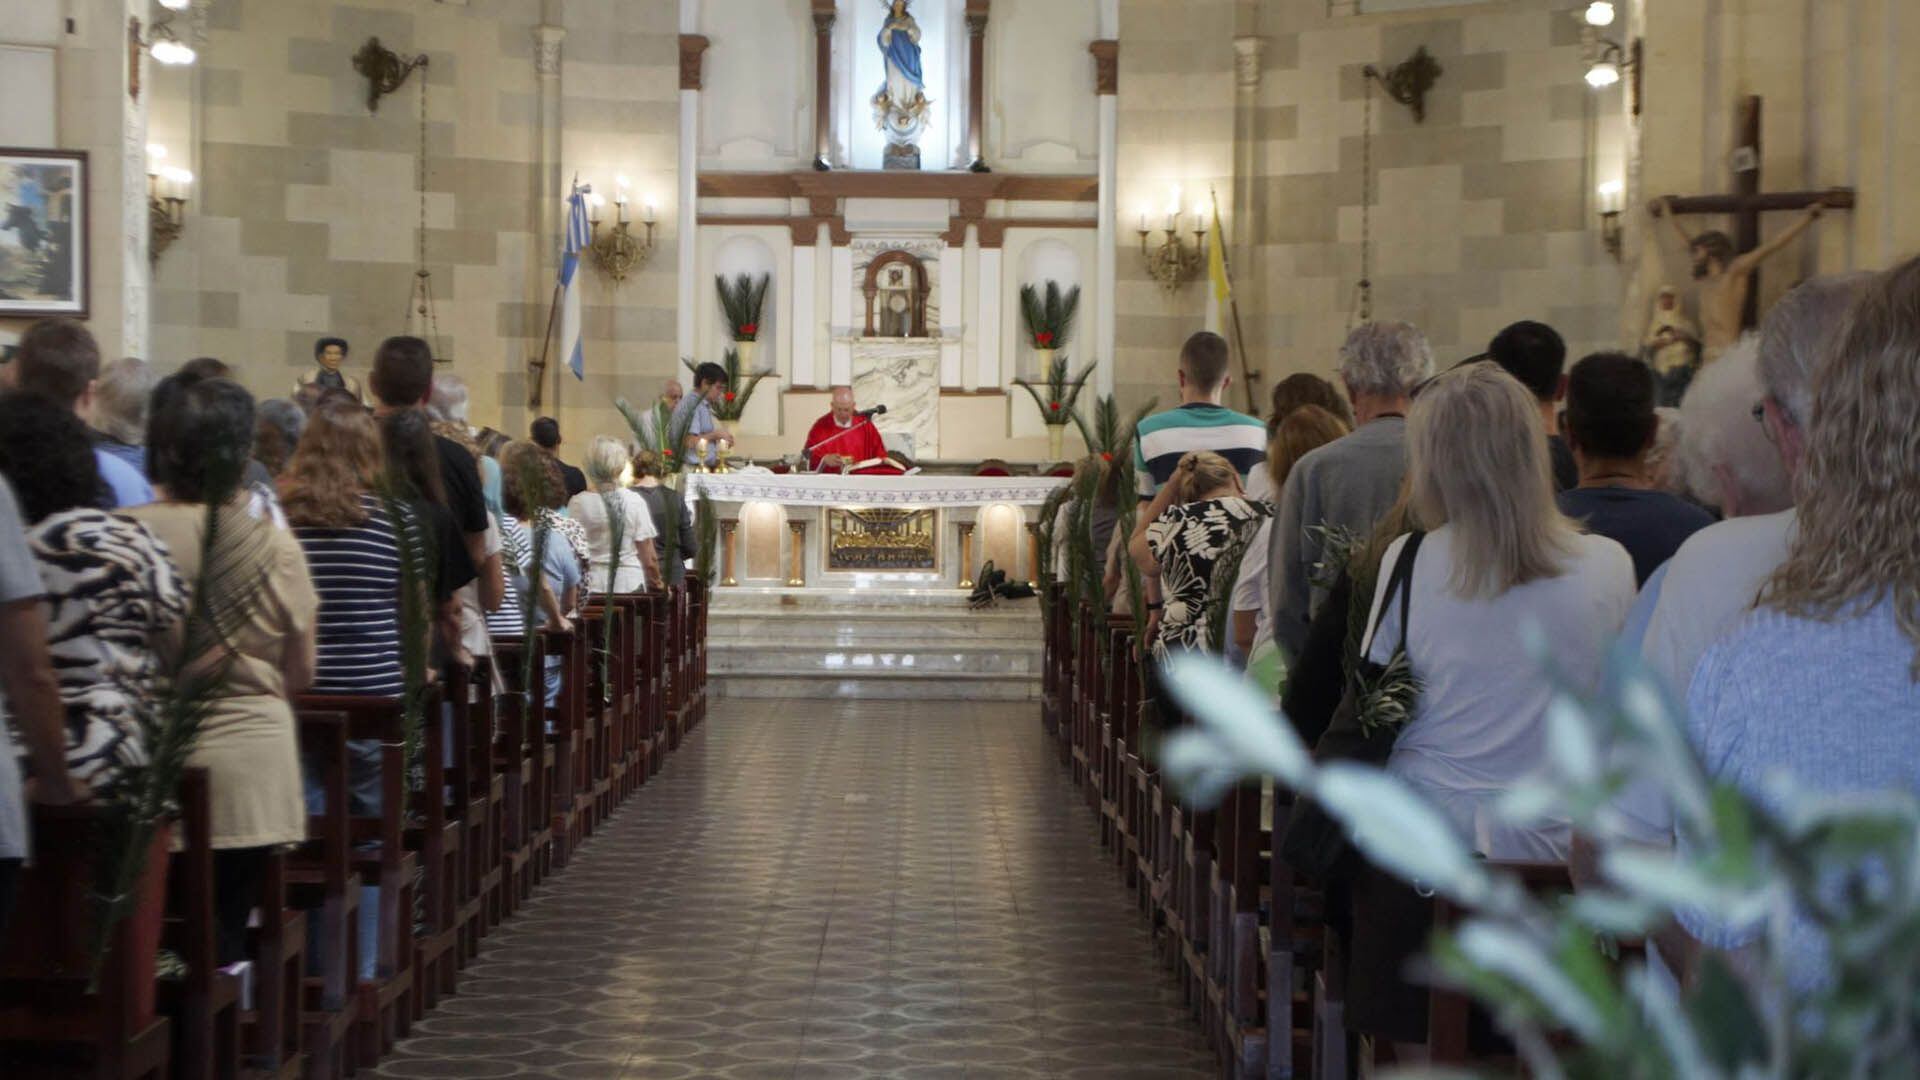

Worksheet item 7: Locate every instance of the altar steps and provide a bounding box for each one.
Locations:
[706,587,1044,701]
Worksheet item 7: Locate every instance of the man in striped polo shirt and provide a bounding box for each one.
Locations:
[1131,331,1267,501]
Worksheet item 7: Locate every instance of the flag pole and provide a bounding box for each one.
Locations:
[530,278,563,409]
[1208,186,1258,414]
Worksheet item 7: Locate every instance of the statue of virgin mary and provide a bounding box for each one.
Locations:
[876,0,925,115]
[872,0,929,166]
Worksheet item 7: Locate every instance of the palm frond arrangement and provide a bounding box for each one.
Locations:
[1202,523,1259,657]
[1069,394,1158,462]
[596,489,626,703]
[1035,484,1072,591]
[373,479,435,784]
[716,272,770,342]
[693,489,718,583]
[616,397,694,584]
[508,449,556,696]
[1019,281,1081,350]
[1012,355,1098,429]
[89,444,252,987]
[680,349,772,423]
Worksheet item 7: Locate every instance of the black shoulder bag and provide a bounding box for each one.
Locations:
[1277,529,1425,884]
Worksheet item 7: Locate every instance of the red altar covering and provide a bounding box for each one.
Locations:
[803,415,900,474]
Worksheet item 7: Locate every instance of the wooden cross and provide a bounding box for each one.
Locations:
[1651,95,1854,329]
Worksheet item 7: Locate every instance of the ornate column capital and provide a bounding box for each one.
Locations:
[1089,40,1118,95]
[533,24,565,77]
[679,34,711,91]
[812,0,836,34]
[966,13,988,38]
[1232,36,1265,92]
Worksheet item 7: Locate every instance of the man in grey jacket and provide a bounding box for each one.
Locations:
[1267,321,1433,659]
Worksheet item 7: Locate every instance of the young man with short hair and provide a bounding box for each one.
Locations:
[1131,331,1266,500]
[1483,320,1578,492]
[673,361,734,468]
[1556,352,1714,585]
[531,416,588,498]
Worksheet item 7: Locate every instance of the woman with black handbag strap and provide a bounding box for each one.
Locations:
[1288,362,1638,1050]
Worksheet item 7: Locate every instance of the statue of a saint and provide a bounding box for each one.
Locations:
[295,335,364,404]
[1651,198,1823,363]
[1641,286,1701,406]
[873,0,929,168]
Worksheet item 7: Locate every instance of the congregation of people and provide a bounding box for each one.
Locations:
[1064,254,1920,1051]
[0,318,699,961]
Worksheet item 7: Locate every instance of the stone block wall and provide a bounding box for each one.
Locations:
[146,0,679,446]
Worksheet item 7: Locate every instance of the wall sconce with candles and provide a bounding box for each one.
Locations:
[1597,179,1625,260]
[147,143,192,264]
[586,176,656,285]
[1136,186,1208,292]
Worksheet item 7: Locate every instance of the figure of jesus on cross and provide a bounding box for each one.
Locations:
[1647,95,1853,364]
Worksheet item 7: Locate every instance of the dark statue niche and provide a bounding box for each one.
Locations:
[862,250,930,338]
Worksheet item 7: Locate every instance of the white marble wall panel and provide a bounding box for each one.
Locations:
[850,338,941,459]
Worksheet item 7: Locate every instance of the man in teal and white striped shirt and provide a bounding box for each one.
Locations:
[1131,331,1266,501]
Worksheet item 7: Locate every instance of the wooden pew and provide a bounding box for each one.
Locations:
[0,803,174,1079]
[289,698,419,1066]
[158,767,242,1080]
[1427,861,1577,1068]
[289,712,359,1080]
[241,853,307,1080]
[541,626,583,868]
[453,657,504,958]
[488,630,549,911]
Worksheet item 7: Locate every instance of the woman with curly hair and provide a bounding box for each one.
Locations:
[1681,255,1920,989]
[0,393,185,798]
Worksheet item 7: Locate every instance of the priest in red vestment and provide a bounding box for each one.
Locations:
[804,386,900,473]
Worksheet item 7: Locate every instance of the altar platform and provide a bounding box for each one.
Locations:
[685,471,1066,700]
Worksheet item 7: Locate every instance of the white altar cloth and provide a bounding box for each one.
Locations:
[684,472,1068,507]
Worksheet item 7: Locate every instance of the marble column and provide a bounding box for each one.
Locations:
[1091,40,1118,398]
[811,2,834,169]
[964,1,990,172]
[677,33,709,364]
[938,243,964,386]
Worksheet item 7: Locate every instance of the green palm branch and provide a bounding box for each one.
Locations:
[716,272,770,340]
[693,490,718,583]
[508,449,556,696]
[1012,356,1098,429]
[596,489,625,702]
[373,477,435,782]
[1018,281,1081,348]
[89,443,252,988]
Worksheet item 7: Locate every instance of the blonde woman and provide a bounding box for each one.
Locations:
[1342,362,1633,1049]
[1129,450,1268,664]
[565,436,659,594]
[1680,256,1920,990]
[1365,362,1634,860]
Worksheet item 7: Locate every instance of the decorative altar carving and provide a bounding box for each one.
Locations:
[828,507,939,571]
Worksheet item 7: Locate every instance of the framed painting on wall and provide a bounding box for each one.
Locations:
[0,148,88,319]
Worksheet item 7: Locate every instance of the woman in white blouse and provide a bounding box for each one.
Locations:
[1365,362,1635,862]
[565,437,660,594]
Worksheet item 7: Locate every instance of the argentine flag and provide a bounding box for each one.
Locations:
[559,181,591,380]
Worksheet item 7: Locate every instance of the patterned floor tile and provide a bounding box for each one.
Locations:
[375,697,1214,1079]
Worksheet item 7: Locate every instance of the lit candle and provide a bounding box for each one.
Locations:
[1193,204,1208,234]
[1164,186,1182,234]
[587,191,605,224]
[1137,210,1149,233]
[615,174,630,223]
[1597,179,1624,214]
[642,199,657,225]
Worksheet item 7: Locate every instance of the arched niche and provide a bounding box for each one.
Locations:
[862,249,930,339]
[1015,236,1083,375]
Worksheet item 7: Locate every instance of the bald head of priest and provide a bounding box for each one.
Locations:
[804,386,890,473]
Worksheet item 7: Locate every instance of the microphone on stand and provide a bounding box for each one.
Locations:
[856,404,889,419]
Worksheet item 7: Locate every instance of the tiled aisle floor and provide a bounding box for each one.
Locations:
[373,698,1216,1080]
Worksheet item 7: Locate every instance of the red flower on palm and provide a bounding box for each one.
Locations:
[739,322,758,337]
[725,391,737,402]
[1049,401,1061,412]
[1035,331,1055,347]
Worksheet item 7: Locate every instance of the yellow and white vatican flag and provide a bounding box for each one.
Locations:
[1207,189,1233,329]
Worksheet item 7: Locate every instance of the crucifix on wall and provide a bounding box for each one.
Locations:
[1648,95,1853,362]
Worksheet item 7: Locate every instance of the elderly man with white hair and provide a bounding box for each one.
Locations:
[1266,320,1434,659]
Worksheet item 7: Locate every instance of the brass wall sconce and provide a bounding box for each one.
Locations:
[1579,3,1643,116]
[586,181,656,284]
[1597,180,1624,260]
[1363,45,1443,124]
[1136,187,1207,291]
[147,145,191,264]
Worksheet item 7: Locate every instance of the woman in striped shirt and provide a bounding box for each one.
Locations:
[279,400,406,697]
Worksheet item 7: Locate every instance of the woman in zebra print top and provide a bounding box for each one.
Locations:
[0,395,186,798]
